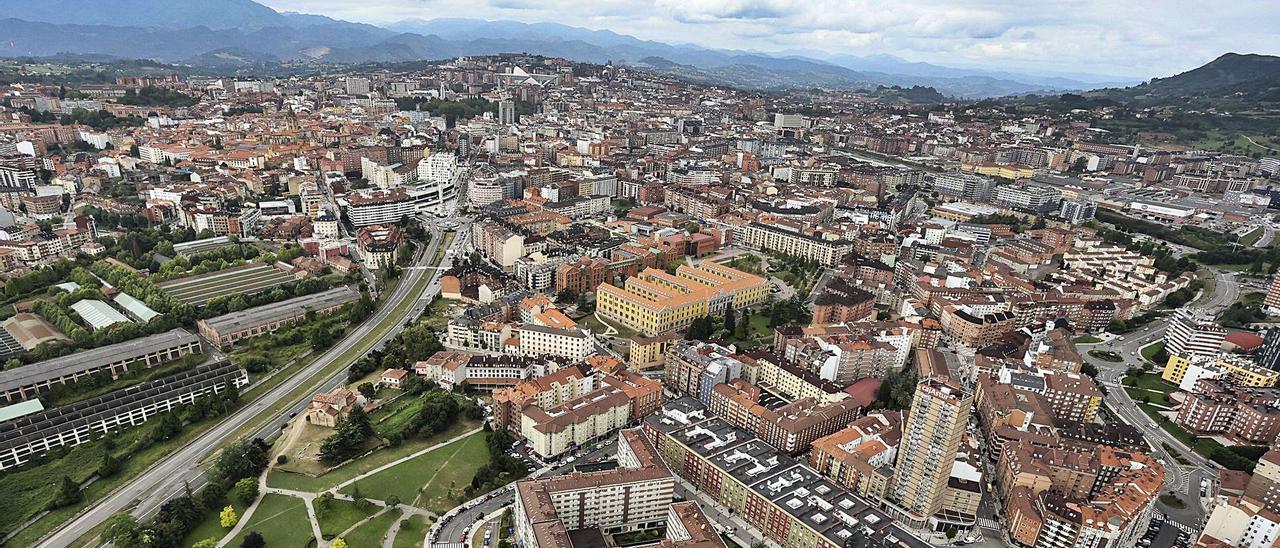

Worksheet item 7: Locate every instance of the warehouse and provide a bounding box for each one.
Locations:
[197,286,359,348]
[0,328,202,403]
[0,359,247,469]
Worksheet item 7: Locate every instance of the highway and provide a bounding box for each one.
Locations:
[1085,268,1238,531]
[39,219,472,548]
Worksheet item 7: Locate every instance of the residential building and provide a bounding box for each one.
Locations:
[889,377,973,529]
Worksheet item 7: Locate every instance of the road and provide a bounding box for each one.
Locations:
[1084,269,1238,532]
[39,220,472,548]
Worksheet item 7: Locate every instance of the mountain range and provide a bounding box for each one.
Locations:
[0,0,1215,99]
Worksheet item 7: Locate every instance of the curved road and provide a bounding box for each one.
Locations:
[1086,269,1237,531]
[40,221,472,548]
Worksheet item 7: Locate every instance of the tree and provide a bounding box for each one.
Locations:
[220,505,239,528]
[103,513,145,548]
[241,531,266,548]
[232,477,260,506]
[357,382,376,399]
[723,307,737,335]
[316,491,334,511]
[332,539,349,548]
[686,222,701,234]
[50,475,83,509]
[99,451,121,477]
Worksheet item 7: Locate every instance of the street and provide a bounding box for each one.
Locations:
[431,439,617,546]
[38,220,472,548]
[1083,268,1239,532]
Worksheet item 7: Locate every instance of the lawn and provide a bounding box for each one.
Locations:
[240,494,313,547]
[182,498,250,547]
[342,508,402,547]
[341,431,489,513]
[393,514,431,548]
[720,311,774,350]
[317,498,376,539]
[267,419,480,492]
[1072,335,1102,345]
[1240,227,1266,247]
[575,312,639,339]
[1128,372,1178,395]
[1125,386,1172,407]
[1141,342,1167,364]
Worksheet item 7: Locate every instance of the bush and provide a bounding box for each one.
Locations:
[276,454,289,465]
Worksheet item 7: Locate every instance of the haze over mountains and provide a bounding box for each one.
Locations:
[0,0,1235,99]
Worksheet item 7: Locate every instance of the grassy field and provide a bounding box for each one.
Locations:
[1125,386,1173,407]
[342,508,401,547]
[158,263,295,305]
[317,498,376,539]
[1240,227,1266,247]
[1124,371,1179,407]
[1129,372,1177,394]
[240,494,313,546]
[393,514,431,548]
[1141,342,1167,364]
[341,431,488,513]
[722,312,775,350]
[182,498,250,547]
[575,312,638,339]
[266,419,479,492]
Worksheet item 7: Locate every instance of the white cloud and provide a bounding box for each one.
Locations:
[258,0,1280,79]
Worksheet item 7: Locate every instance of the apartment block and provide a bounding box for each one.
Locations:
[596,262,767,336]
[889,378,973,529]
[514,429,676,546]
[738,222,853,267]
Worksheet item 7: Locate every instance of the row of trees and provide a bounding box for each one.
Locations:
[346,320,445,383]
[104,437,269,548]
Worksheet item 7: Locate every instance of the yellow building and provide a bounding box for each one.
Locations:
[627,333,678,370]
[1160,354,1193,385]
[965,162,1039,180]
[596,262,768,336]
[1163,353,1280,388]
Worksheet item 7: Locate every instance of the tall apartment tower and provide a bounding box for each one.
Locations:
[498,100,517,125]
[891,377,973,528]
[1266,273,1280,316]
[344,77,371,96]
[1163,308,1226,361]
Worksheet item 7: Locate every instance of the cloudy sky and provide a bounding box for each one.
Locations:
[260,0,1280,80]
